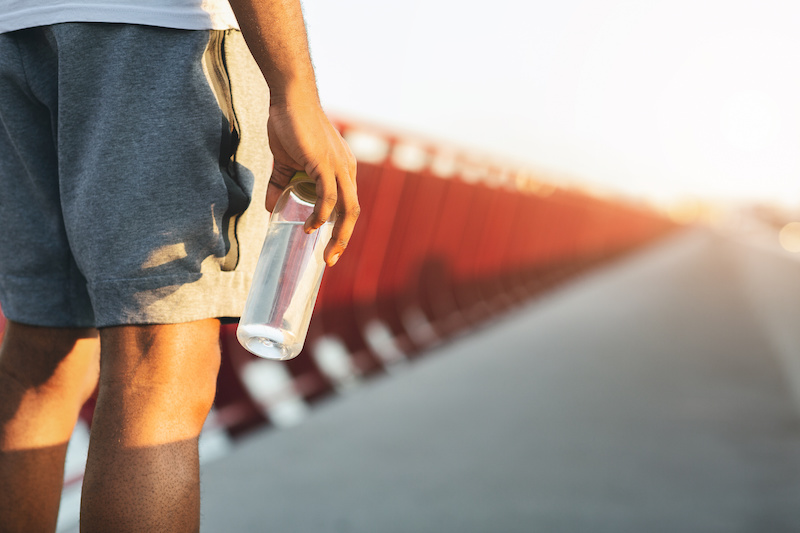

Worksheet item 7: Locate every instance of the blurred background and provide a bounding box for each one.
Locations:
[306,0,800,212]
[50,0,800,531]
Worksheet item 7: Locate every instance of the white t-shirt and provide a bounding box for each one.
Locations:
[0,0,239,34]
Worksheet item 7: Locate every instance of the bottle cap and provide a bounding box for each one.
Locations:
[290,172,317,203]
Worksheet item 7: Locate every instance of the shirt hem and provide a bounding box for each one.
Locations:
[0,5,239,34]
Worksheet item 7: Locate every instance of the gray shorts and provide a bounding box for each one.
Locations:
[0,23,271,328]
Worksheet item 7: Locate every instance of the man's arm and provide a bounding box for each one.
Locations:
[228,0,359,266]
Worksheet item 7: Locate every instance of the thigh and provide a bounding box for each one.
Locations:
[0,29,94,327]
[96,319,221,443]
[51,24,264,327]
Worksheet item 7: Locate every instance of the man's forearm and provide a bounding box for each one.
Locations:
[228,0,320,106]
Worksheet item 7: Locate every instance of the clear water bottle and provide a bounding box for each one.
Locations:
[237,172,335,360]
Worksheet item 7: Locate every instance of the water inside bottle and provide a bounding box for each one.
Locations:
[238,220,332,360]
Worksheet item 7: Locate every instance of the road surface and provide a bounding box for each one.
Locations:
[198,227,800,533]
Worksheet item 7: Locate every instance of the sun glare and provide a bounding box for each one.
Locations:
[779,222,800,253]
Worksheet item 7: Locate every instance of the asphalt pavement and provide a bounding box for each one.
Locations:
[198,227,800,533]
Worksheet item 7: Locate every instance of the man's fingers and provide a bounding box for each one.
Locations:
[321,133,358,265]
[304,171,337,233]
[337,129,358,190]
[323,175,360,267]
[266,163,295,212]
[266,111,358,264]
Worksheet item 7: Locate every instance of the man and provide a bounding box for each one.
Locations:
[0,0,359,530]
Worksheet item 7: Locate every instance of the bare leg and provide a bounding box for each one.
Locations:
[0,322,100,533]
[79,319,221,533]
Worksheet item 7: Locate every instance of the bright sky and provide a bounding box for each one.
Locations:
[303,0,800,208]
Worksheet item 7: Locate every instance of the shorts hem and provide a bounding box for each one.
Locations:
[0,274,95,328]
[89,270,252,327]
[0,270,253,328]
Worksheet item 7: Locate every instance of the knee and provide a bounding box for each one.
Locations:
[0,323,99,445]
[162,347,220,430]
[0,321,99,404]
[98,320,221,434]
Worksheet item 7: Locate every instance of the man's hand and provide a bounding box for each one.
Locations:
[227,0,359,267]
[267,103,358,267]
